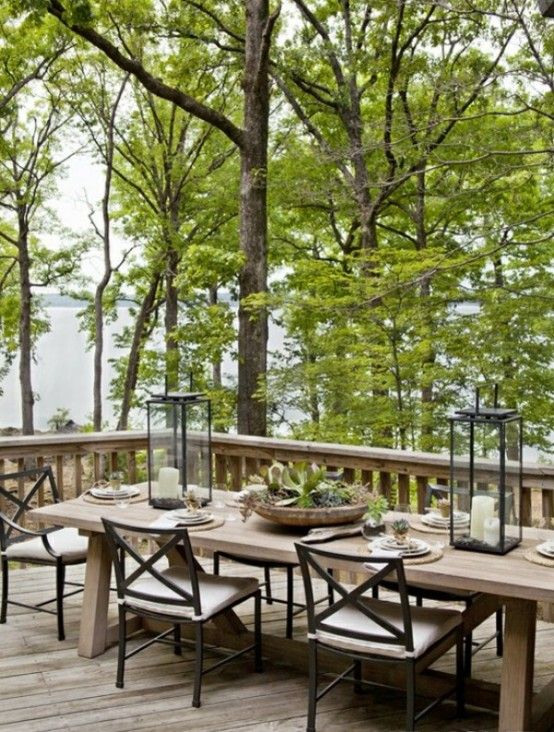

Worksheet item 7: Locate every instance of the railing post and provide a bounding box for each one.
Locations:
[244,458,259,480]
[397,473,410,506]
[342,468,355,484]
[127,451,137,485]
[228,457,243,491]
[542,489,553,526]
[215,454,227,488]
[379,472,391,503]
[521,486,532,526]
[361,470,373,490]
[55,455,65,501]
[74,455,83,497]
[416,476,428,514]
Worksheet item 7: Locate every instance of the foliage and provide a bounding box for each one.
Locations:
[364,493,390,524]
[254,460,364,509]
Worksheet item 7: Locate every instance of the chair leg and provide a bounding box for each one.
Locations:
[456,628,465,718]
[495,608,503,657]
[464,631,473,678]
[264,566,273,604]
[254,591,263,673]
[415,594,423,607]
[406,660,416,732]
[56,562,66,641]
[307,639,318,732]
[116,605,126,688]
[192,623,203,708]
[285,565,294,639]
[327,568,334,606]
[1,557,8,624]
[174,623,182,656]
[213,551,220,575]
[353,659,363,694]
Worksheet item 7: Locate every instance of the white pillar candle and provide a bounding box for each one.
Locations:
[158,466,180,499]
[483,517,500,546]
[470,495,495,541]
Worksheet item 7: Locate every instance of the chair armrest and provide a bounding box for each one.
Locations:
[0,512,61,558]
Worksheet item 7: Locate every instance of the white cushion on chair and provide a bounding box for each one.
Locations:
[126,566,259,621]
[315,597,461,659]
[6,528,88,563]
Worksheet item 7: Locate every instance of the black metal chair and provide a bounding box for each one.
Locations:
[296,542,464,732]
[102,518,263,707]
[0,466,87,641]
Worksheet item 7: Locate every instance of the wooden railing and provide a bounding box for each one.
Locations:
[1,430,553,524]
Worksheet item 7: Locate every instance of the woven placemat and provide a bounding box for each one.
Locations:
[524,548,554,568]
[409,519,449,535]
[181,516,225,532]
[149,516,226,532]
[357,544,444,565]
[80,492,147,505]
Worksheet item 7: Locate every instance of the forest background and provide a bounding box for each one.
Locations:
[0,1,552,459]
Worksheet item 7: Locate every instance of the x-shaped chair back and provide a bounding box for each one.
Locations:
[295,542,415,654]
[0,467,59,551]
[102,518,202,618]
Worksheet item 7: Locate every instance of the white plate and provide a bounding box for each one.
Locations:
[422,514,468,528]
[536,543,554,559]
[166,510,214,525]
[370,537,430,557]
[90,486,140,499]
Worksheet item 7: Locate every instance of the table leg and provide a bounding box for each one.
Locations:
[77,533,113,658]
[499,598,536,732]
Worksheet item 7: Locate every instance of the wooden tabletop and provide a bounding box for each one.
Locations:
[29,491,554,604]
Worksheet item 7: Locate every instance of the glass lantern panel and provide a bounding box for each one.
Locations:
[184,400,211,498]
[148,401,183,501]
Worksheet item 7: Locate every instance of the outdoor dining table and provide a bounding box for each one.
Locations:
[29,489,554,732]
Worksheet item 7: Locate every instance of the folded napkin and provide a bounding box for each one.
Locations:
[364,549,402,572]
[301,522,363,544]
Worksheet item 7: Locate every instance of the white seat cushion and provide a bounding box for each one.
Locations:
[5,528,88,563]
[314,597,461,659]
[126,566,259,621]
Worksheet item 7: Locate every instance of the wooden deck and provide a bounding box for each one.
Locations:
[2,562,554,732]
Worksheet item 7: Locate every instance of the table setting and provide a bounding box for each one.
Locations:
[80,480,146,506]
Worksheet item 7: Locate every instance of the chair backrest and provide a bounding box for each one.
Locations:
[102,518,203,617]
[0,466,59,550]
[295,542,415,654]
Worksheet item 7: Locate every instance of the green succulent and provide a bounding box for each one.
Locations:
[391,519,410,534]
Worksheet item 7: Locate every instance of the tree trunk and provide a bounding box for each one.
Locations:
[17,223,34,435]
[117,273,161,430]
[237,0,271,436]
[165,246,180,390]
[209,286,222,388]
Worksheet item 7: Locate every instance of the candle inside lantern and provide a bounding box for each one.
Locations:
[470,495,495,541]
[483,517,500,546]
[158,466,180,499]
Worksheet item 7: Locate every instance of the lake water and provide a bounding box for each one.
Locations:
[0,304,283,431]
[0,305,549,461]
[0,306,136,429]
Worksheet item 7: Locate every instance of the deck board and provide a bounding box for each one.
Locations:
[1,562,553,732]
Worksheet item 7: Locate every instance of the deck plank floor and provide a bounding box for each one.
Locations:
[2,562,553,732]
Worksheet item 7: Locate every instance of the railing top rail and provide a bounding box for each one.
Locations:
[0,430,552,486]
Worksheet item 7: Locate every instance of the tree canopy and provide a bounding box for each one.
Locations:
[1,1,552,456]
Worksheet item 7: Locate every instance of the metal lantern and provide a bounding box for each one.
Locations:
[146,390,212,509]
[449,385,522,555]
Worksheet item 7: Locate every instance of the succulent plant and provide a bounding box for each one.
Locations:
[391,518,410,535]
[241,461,367,517]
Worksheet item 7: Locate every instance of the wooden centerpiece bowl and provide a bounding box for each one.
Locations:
[253,502,367,528]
